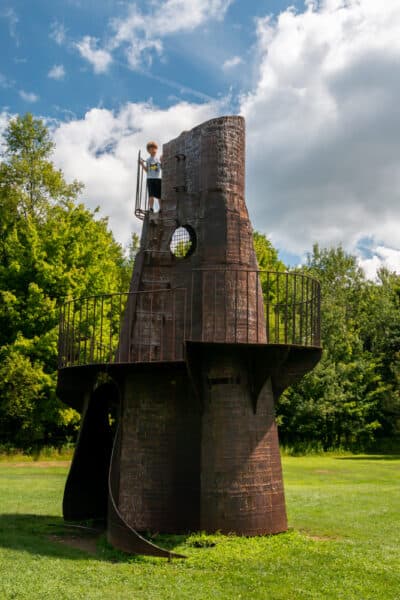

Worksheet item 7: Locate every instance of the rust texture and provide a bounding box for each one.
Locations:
[58,116,322,558]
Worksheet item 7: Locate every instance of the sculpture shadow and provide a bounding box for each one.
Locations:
[0,513,188,563]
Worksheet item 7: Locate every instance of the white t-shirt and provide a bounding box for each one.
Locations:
[146,156,162,179]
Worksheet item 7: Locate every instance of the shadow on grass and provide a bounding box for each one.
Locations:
[335,455,400,461]
[0,514,188,563]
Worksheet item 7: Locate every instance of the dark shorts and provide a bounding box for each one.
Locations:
[147,178,161,198]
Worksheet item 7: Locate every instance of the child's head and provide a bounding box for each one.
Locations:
[146,141,158,156]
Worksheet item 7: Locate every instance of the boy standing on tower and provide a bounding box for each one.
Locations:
[140,141,162,213]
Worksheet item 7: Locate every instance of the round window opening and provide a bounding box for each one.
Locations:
[170,226,196,258]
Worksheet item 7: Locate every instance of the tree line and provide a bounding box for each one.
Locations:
[0,114,399,452]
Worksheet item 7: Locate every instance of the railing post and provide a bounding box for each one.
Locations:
[140,155,145,213]
[292,274,297,345]
[305,277,309,345]
[117,293,123,363]
[275,272,279,343]
[225,270,228,343]
[214,271,217,342]
[299,276,304,345]
[172,289,176,360]
[235,270,238,343]
[109,295,113,364]
[256,271,260,343]
[310,280,315,346]
[99,296,104,363]
[246,270,249,343]
[150,291,154,362]
[190,270,194,340]
[266,271,270,343]
[58,304,63,368]
[135,150,140,216]
[78,301,82,365]
[284,272,288,344]
[71,301,76,367]
[183,289,187,360]
[201,271,205,342]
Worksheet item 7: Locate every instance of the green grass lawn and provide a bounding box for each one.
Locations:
[0,455,399,600]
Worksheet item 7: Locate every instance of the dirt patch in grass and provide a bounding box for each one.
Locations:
[48,533,100,555]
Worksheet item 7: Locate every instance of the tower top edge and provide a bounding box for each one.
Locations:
[166,115,245,147]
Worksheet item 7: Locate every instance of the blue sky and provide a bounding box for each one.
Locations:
[1,0,301,117]
[1,0,400,276]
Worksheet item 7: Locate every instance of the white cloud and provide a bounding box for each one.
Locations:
[223,56,243,70]
[123,36,163,70]
[75,36,113,73]
[359,247,400,280]
[75,0,233,72]
[0,111,12,154]
[19,90,39,103]
[52,100,223,246]
[0,111,10,131]
[48,64,66,80]
[50,21,67,45]
[112,0,232,41]
[240,0,400,266]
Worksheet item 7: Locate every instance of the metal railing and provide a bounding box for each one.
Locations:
[264,270,321,346]
[135,150,148,219]
[58,270,321,368]
[190,269,321,347]
[58,288,187,368]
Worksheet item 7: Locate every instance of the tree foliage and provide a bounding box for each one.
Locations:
[276,245,400,451]
[0,114,127,449]
[253,231,286,272]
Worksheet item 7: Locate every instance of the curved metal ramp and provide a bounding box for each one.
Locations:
[107,422,186,560]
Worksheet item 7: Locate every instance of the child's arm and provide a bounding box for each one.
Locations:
[140,158,148,172]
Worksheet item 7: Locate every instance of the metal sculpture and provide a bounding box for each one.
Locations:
[57,116,322,558]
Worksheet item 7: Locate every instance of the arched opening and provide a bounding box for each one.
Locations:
[63,377,119,523]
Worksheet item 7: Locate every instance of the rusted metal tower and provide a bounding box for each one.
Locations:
[57,116,322,558]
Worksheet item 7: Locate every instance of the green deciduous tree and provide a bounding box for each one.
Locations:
[0,114,127,449]
[253,231,286,272]
[277,244,400,451]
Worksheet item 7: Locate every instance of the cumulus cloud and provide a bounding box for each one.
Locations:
[240,0,400,273]
[223,56,243,70]
[52,100,223,246]
[75,36,113,73]
[76,0,233,71]
[48,64,66,80]
[359,247,400,280]
[19,90,39,103]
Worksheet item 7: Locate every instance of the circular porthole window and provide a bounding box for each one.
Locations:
[170,225,196,258]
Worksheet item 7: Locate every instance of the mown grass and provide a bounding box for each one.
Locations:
[0,455,399,599]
